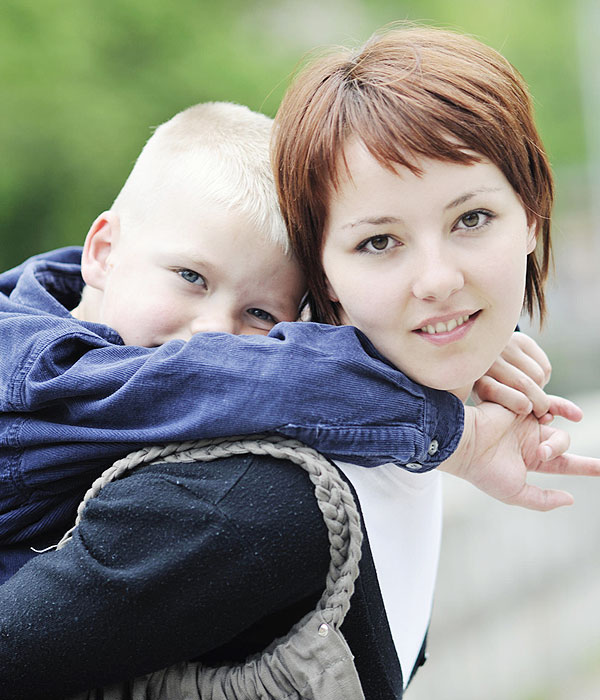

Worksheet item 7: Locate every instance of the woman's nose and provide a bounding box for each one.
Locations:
[410,244,464,302]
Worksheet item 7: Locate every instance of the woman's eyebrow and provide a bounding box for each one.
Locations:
[342,215,404,230]
[445,187,502,210]
[340,186,504,230]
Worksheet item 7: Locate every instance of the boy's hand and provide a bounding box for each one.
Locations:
[440,400,600,511]
[473,331,553,417]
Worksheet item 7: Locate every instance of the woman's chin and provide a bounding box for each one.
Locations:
[405,365,480,398]
[378,344,495,398]
[448,384,474,403]
[425,380,473,402]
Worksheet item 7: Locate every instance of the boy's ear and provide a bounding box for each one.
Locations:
[526,221,537,254]
[80,211,120,291]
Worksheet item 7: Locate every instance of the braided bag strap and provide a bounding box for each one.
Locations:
[57,435,363,629]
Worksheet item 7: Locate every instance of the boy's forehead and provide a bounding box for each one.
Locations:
[133,198,283,261]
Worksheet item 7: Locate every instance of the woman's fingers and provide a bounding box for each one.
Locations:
[505,483,573,511]
[544,395,584,423]
[477,359,551,416]
[472,376,532,414]
[501,332,552,387]
[474,333,556,418]
[535,451,600,477]
[537,425,570,461]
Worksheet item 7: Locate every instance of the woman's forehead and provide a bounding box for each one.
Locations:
[332,138,492,190]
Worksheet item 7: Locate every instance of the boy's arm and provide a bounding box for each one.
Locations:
[4,319,460,470]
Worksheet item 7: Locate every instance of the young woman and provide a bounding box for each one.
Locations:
[271,23,583,694]
[0,25,598,700]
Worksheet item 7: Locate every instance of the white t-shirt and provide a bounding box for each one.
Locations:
[336,461,442,686]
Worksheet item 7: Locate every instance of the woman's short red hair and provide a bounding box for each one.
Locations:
[273,25,553,325]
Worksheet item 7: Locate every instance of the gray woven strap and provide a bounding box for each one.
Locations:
[67,436,366,700]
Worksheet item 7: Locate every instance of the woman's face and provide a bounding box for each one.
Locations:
[321,141,537,397]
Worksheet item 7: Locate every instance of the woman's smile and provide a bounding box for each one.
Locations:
[414,310,480,344]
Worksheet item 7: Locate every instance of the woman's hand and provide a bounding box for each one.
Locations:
[440,399,600,511]
[473,331,554,417]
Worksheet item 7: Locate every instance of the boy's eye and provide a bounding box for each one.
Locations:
[178,269,207,287]
[247,308,277,325]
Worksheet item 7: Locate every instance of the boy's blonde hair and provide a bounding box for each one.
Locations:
[113,102,289,252]
[273,25,553,324]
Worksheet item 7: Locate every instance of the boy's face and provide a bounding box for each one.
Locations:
[80,190,305,347]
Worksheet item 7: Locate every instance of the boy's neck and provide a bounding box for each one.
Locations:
[70,285,98,324]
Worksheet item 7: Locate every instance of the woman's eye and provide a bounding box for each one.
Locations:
[247,308,277,325]
[359,235,396,253]
[178,269,206,287]
[455,210,492,230]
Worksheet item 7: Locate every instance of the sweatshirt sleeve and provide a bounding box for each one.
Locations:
[6,319,463,470]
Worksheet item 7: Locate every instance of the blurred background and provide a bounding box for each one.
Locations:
[1,0,598,697]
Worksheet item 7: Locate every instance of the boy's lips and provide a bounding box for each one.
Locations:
[413,310,480,345]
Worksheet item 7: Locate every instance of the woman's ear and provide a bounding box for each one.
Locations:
[526,221,537,254]
[80,211,120,290]
[324,276,339,303]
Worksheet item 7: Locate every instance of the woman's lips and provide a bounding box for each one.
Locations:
[414,310,480,345]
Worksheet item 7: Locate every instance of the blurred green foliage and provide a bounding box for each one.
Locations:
[0,0,586,269]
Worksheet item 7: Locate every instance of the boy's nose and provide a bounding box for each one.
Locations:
[189,313,239,336]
